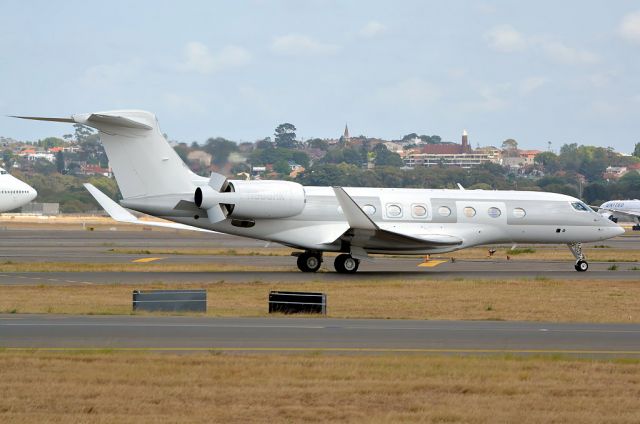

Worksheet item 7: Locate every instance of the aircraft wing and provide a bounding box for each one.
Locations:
[332,187,462,254]
[84,183,216,233]
[597,207,640,218]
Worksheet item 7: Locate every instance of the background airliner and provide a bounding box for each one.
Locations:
[596,200,640,227]
[15,110,624,273]
[0,167,37,213]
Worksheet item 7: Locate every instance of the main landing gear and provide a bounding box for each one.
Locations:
[295,251,361,273]
[296,251,323,273]
[334,254,360,274]
[568,242,588,272]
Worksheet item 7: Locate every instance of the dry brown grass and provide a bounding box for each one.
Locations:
[2,278,640,322]
[1,351,639,423]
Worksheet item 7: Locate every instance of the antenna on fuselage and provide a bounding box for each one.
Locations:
[457,183,465,190]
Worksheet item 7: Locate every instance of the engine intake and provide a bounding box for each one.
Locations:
[194,179,305,222]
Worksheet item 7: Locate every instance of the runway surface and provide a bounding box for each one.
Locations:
[0,228,639,284]
[2,261,640,285]
[2,314,640,357]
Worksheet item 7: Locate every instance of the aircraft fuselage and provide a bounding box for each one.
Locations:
[124,184,623,255]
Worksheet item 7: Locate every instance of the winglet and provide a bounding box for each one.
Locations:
[333,187,378,230]
[84,183,216,233]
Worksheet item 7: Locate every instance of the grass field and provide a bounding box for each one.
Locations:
[1,351,639,423]
[1,278,639,322]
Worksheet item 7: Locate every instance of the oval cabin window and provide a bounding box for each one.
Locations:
[438,206,451,217]
[463,207,476,218]
[412,205,427,217]
[362,204,376,215]
[487,207,501,218]
[513,208,526,218]
[386,204,402,218]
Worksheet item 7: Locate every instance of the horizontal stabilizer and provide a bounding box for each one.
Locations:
[87,113,152,130]
[11,112,152,130]
[84,183,216,233]
[10,115,74,123]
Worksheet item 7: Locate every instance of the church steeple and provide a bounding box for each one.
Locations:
[343,123,350,140]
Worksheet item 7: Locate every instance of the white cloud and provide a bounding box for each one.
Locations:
[520,76,547,94]
[81,60,142,87]
[447,68,466,79]
[162,93,205,114]
[359,21,387,38]
[375,78,441,105]
[618,10,640,43]
[541,40,599,65]
[463,84,510,112]
[179,42,251,74]
[484,25,526,53]
[578,70,619,89]
[484,26,599,66]
[270,34,339,56]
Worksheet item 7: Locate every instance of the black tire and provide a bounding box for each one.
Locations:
[334,254,360,274]
[297,252,322,273]
[574,260,588,272]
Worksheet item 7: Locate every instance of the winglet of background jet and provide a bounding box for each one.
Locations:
[84,183,217,233]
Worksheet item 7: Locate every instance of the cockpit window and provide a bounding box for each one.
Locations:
[571,202,590,212]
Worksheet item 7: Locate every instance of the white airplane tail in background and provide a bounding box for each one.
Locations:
[13,110,196,199]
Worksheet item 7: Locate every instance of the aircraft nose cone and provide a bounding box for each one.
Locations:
[613,225,625,237]
[27,185,37,201]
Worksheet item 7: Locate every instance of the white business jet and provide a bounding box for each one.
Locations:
[14,110,624,273]
[0,167,37,212]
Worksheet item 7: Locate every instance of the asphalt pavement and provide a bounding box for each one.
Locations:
[2,314,640,357]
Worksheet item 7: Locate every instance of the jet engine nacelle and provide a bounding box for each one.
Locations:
[194,179,306,222]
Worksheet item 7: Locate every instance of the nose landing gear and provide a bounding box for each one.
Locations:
[568,242,588,272]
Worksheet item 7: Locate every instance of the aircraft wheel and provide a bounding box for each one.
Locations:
[297,252,322,273]
[334,254,359,274]
[574,260,588,272]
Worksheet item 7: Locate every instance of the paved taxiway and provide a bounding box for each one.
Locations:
[2,260,640,285]
[2,314,640,357]
[0,228,639,284]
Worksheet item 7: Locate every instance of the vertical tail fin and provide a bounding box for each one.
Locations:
[77,110,196,199]
[14,110,196,199]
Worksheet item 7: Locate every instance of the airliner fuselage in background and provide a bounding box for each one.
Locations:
[596,200,640,226]
[15,110,624,273]
[0,167,37,212]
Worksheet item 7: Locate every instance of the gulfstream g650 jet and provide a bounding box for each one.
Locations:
[15,110,624,273]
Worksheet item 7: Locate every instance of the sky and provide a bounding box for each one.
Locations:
[1,1,640,152]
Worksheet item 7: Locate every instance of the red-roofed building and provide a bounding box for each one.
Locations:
[81,164,112,177]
